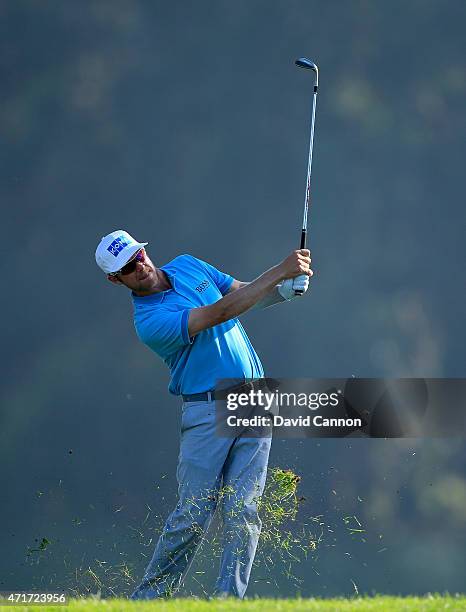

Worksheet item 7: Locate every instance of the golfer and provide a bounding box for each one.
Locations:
[95,230,312,599]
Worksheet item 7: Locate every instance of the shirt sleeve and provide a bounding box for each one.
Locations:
[136,307,193,358]
[195,257,234,295]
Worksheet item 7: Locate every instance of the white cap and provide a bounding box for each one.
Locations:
[95,230,148,274]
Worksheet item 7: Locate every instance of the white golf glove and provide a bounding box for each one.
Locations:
[278,274,309,300]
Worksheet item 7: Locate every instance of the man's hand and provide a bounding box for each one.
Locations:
[277,250,312,300]
[278,275,310,300]
[276,249,312,280]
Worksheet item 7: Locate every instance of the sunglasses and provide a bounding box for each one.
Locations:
[111,249,144,276]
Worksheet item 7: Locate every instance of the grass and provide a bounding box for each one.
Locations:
[22,469,464,609]
[11,595,466,611]
[62,467,318,598]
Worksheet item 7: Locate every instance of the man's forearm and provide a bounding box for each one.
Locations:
[252,285,286,309]
[212,267,284,322]
[229,281,286,310]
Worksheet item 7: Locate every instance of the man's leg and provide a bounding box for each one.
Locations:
[131,401,234,600]
[213,434,272,599]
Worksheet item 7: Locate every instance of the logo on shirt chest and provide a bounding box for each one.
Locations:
[195,279,210,293]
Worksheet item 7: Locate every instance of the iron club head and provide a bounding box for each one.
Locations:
[295,57,319,87]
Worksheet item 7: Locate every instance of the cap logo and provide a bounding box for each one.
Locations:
[107,236,130,257]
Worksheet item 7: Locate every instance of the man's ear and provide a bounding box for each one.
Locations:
[107,274,122,285]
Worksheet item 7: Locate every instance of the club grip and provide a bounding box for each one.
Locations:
[295,229,307,295]
[299,229,307,250]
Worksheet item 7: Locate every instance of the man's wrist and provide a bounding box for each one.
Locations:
[266,264,286,286]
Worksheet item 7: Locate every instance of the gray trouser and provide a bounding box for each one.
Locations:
[130,399,272,599]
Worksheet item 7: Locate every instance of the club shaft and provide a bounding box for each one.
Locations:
[301,86,318,244]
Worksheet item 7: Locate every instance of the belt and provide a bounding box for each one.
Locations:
[182,380,259,403]
[182,390,218,402]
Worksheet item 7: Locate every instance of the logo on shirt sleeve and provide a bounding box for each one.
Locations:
[195,279,211,293]
[107,236,130,257]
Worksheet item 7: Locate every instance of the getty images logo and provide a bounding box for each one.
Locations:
[107,236,130,257]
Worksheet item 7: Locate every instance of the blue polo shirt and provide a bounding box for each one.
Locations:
[132,254,264,395]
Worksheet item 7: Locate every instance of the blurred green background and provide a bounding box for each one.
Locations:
[1,0,465,598]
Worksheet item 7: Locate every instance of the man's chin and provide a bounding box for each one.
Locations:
[136,273,154,290]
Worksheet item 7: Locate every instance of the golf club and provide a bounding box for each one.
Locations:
[294,57,319,295]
